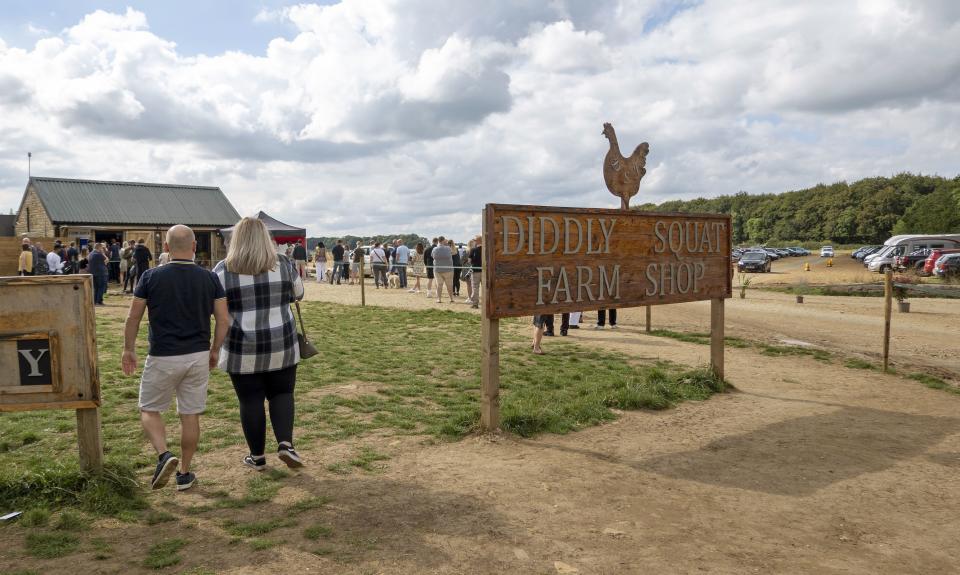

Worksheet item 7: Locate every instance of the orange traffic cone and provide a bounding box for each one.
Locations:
[827,258,833,267]
[804,262,811,271]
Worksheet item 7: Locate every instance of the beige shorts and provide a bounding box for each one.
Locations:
[139,350,209,414]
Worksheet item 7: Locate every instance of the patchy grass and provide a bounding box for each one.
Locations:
[909,373,960,395]
[649,329,750,348]
[348,447,390,471]
[19,508,51,528]
[249,538,279,551]
[288,495,332,515]
[223,517,297,538]
[53,509,89,531]
[24,532,80,559]
[143,538,187,569]
[144,510,177,525]
[844,358,877,370]
[303,523,334,540]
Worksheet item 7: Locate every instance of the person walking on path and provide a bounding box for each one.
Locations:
[329,240,345,285]
[409,243,425,292]
[370,242,388,288]
[467,237,482,309]
[133,238,153,290]
[314,242,327,283]
[88,243,109,305]
[532,315,549,354]
[424,238,437,297]
[394,239,409,288]
[431,236,455,303]
[213,217,306,472]
[292,240,307,279]
[122,225,230,492]
[18,244,33,276]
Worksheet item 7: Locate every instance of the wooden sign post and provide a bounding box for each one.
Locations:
[0,275,103,472]
[481,205,732,431]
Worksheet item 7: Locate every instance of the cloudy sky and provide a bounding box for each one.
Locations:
[1,0,958,238]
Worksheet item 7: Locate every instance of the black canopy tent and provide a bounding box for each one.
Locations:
[220,211,306,245]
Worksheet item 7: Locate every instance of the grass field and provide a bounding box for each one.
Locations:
[0,301,724,569]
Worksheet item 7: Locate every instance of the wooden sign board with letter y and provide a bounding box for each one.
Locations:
[0,275,103,471]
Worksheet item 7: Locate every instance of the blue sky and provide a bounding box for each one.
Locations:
[0,1,957,238]
[0,0,317,55]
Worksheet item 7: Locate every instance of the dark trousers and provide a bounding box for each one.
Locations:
[396,264,407,288]
[597,308,617,326]
[229,364,297,456]
[123,264,135,291]
[93,274,107,304]
[373,263,388,288]
[109,261,120,282]
[452,268,461,295]
[543,313,570,334]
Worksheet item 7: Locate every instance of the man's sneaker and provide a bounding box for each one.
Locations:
[610,324,619,329]
[175,471,196,491]
[594,325,604,330]
[243,455,267,471]
[151,451,179,490]
[277,443,304,469]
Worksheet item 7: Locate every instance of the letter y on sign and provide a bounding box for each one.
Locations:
[17,339,52,385]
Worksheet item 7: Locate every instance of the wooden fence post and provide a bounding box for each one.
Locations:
[360,258,366,307]
[481,314,500,431]
[883,270,892,372]
[710,298,724,380]
[76,407,103,473]
[645,305,652,333]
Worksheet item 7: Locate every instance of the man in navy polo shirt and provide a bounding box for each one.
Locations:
[122,225,230,491]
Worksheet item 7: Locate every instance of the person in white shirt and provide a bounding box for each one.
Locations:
[370,242,388,288]
[46,250,64,274]
[393,239,410,289]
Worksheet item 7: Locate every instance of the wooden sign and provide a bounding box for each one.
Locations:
[483,205,732,318]
[0,275,102,471]
[479,203,731,432]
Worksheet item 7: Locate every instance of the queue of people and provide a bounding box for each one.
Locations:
[310,236,484,309]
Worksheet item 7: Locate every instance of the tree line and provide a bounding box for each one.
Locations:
[634,173,960,245]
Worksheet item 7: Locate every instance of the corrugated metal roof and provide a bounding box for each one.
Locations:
[30,177,241,226]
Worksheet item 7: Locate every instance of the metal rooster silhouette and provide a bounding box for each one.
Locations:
[602,123,649,210]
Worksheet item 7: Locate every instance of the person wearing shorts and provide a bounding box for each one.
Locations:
[532,314,550,354]
[122,225,229,492]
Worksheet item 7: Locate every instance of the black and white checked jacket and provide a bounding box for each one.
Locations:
[213,254,305,374]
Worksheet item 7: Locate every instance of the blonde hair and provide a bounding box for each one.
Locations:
[225,217,278,275]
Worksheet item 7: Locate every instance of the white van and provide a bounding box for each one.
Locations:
[866,234,960,273]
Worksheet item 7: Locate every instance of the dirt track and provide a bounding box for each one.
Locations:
[8,280,959,574]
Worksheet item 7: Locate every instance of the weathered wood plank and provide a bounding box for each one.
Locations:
[76,407,104,473]
[485,205,732,318]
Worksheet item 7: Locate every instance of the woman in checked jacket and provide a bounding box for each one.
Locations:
[214,217,306,471]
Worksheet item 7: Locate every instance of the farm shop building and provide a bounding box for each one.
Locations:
[14,177,241,267]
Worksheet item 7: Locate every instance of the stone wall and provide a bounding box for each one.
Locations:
[14,187,54,237]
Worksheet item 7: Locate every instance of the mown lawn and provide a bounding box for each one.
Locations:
[0,300,724,569]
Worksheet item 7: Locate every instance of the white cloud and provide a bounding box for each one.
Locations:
[0,0,958,239]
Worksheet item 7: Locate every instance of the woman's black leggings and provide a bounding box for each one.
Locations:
[229,364,297,456]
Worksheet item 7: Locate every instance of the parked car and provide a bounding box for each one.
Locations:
[923,248,960,276]
[820,246,834,257]
[738,251,772,273]
[894,249,930,272]
[854,245,882,261]
[933,253,960,278]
